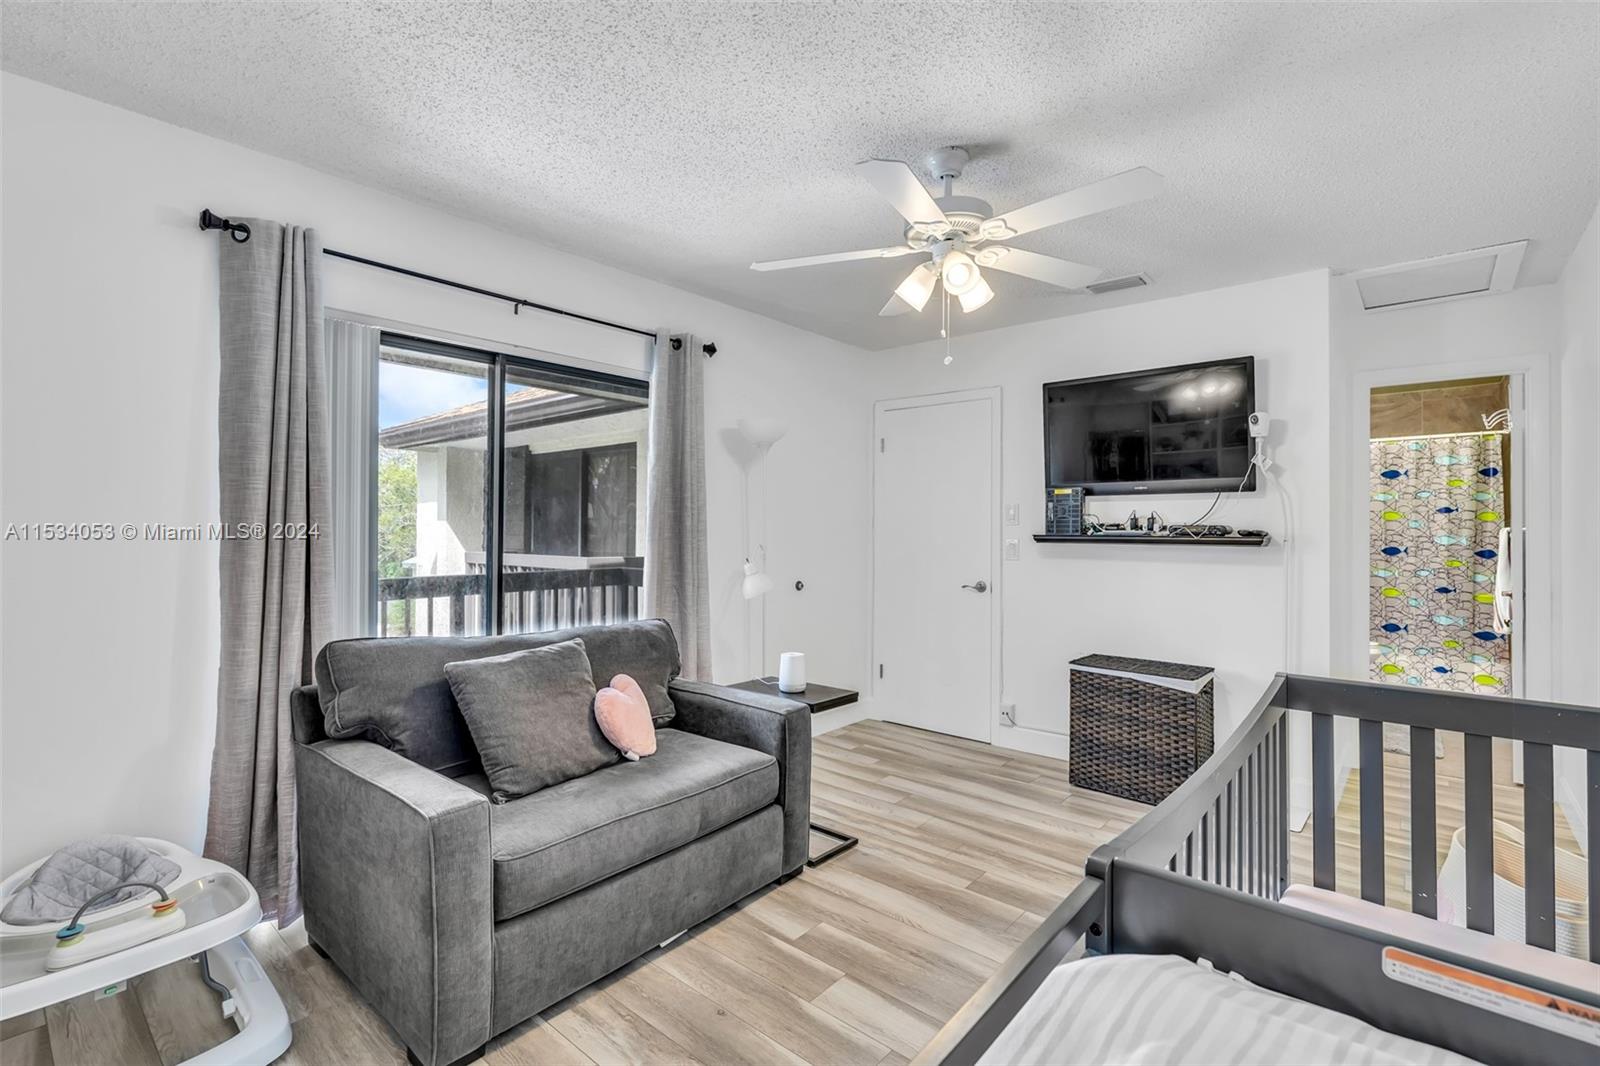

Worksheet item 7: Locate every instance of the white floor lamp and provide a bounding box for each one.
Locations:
[738,417,786,678]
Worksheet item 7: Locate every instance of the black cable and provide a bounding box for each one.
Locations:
[1177,454,1256,536]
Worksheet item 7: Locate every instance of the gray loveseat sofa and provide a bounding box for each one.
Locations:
[289,619,810,1066]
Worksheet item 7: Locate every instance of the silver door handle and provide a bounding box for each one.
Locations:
[961,580,988,593]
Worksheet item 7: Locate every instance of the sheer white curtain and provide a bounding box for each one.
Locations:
[327,317,380,639]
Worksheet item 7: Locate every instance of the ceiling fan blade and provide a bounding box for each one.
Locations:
[857,159,949,227]
[750,245,917,271]
[980,247,1104,290]
[990,167,1163,238]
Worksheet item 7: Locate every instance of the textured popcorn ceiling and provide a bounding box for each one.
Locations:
[3,2,1595,349]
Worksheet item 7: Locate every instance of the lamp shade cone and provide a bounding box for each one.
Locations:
[741,561,774,600]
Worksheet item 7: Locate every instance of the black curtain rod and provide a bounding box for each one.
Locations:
[199,208,717,355]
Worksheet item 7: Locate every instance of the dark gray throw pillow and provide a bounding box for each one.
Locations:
[443,638,617,802]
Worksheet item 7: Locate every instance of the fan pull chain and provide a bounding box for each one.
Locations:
[942,287,954,364]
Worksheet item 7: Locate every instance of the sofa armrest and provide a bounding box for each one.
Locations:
[668,679,811,874]
[296,738,492,1066]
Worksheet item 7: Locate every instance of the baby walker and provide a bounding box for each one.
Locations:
[0,838,291,1065]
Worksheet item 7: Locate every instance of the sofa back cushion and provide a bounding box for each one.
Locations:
[445,639,618,802]
[314,618,680,776]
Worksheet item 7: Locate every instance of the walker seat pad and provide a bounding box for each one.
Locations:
[0,836,180,925]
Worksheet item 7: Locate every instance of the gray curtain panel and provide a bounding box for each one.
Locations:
[644,334,713,680]
[206,220,333,924]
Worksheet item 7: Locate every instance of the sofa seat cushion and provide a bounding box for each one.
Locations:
[483,729,778,920]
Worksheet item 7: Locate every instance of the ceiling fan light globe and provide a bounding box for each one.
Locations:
[958,275,995,313]
[894,262,938,312]
[940,250,980,295]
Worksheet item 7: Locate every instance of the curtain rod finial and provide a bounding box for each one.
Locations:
[199,208,251,243]
[702,342,717,358]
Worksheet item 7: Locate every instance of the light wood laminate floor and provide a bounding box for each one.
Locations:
[1,721,1147,1066]
[10,722,1571,1065]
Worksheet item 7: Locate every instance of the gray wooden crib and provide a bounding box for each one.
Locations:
[915,674,1599,1066]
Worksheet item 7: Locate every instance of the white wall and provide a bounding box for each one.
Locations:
[855,270,1333,768]
[0,74,871,871]
[1554,204,1598,848]
[1555,205,1598,710]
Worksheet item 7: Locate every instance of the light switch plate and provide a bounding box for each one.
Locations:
[1004,538,1020,561]
[1004,503,1019,525]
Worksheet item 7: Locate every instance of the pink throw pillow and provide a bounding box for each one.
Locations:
[594,674,656,760]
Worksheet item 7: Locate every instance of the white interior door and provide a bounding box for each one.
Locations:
[872,392,996,742]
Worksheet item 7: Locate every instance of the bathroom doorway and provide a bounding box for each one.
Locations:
[1367,376,1516,696]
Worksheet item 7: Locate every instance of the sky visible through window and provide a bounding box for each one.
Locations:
[377,361,535,430]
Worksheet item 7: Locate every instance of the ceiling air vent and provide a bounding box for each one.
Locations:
[1085,272,1150,295]
[1346,241,1527,312]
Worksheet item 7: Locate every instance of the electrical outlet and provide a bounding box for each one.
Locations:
[1004,503,1019,526]
[999,703,1017,726]
[1004,538,1020,561]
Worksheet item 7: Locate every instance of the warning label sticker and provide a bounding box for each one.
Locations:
[1381,946,1600,1047]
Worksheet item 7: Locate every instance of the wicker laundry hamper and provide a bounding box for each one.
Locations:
[1069,654,1215,805]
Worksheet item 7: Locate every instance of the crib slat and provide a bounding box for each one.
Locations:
[1410,726,1437,919]
[1258,745,1267,898]
[1277,716,1289,897]
[1312,711,1335,890]
[1200,810,1210,882]
[1267,726,1277,897]
[1249,750,1259,897]
[1464,733,1495,934]
[1261,731,1271,897]
[1522,741,1555,951]
[1224,779,1235,889]
[1590,749,1599,964]
[1213,797,1223,884]
[1359,719,1384,905]
[1243,756,1253,895]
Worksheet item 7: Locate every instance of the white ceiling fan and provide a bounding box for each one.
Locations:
[750,147,1162,317]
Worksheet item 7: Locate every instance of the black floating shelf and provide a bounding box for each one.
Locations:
[1033,533,1271,547]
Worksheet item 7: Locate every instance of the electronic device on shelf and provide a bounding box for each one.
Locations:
[1166,524,1233,537]
[1044,486,1084,535]
[1043,356,1257,497]
[1237,529,1269,537]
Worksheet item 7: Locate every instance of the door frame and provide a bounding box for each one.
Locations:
[870,386,1003,744]
[1346,355,1553,703]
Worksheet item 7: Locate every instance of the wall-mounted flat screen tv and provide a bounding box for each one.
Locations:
[1043,356,1256,495]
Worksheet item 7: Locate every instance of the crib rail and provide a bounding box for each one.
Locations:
[1289,676,1596,956]
[920,675,1598,1066]
[1093,673,1599,961]
[1088,674,1291,913]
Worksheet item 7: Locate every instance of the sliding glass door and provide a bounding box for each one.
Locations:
[499,362,647,634]
[374,333,648,637]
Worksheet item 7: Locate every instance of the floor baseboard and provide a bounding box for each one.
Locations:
[991,723,1070,761]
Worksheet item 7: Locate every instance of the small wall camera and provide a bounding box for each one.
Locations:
[1248,411,1270,438]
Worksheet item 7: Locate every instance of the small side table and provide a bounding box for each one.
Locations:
[730,678,860,867]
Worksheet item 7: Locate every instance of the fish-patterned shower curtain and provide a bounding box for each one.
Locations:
[1370,433,1509,694]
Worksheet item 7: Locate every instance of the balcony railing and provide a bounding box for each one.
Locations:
[378,560,644,637]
